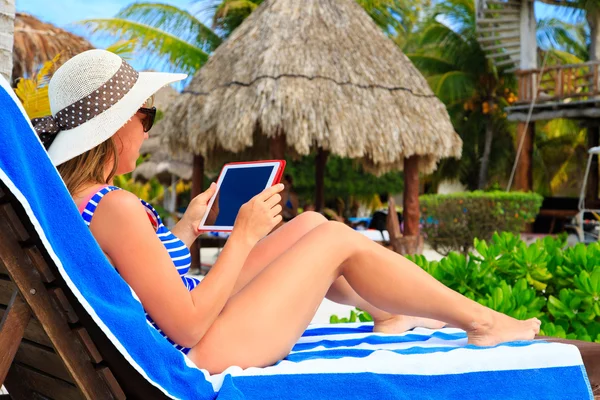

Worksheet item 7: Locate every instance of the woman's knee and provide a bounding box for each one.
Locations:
[292,211,327,230]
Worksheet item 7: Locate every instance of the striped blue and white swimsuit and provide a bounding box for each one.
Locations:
[80,185,201,354]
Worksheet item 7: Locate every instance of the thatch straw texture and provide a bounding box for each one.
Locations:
[162,0,462,175]
[12,13,94,80]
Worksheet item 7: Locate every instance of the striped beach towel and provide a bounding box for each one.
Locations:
[0,76,593,399]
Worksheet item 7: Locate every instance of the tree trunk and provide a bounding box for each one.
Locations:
[587,126,600,207]
[588,8,600,62]
[269,135,286,160]
[0,0,15,83]
[190,155,204,272]
[514,122,534,192]
[396,156,423,255]
[478,107,494,190]
[403,156,420,237]
[315,148,329,212]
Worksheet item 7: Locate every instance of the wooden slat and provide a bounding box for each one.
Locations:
[14,341,74,383]
[477,17,521,24]
[481,8,520,14]
[4,364,36,400]
[486,49,520,59]
[0,307,53,348]
[0,205,114,399]
[74,327,102,364]
[0,260,7,276]
[0,279,16,306]
[50,288,79,324]
[478,32,520,41]
[386,198,401,241]
[486,0,521,6]
[24,246,55,283]
[8,364,82,400]
[482,42,520,51]
[477,25,520,34]
[0,292,31,384]
[495,57,520,67]
[97,367,125,400]
[1,204,29,242]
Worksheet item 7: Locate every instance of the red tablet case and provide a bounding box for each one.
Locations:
[221,160,286,185]
[199,160,287,232]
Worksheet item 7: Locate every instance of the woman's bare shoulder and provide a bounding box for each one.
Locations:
[89,190,150,233]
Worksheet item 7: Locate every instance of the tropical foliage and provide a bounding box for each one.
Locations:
[407,0,518,190]
[285,154,405,212]
[419,191,543,255]
[333,233,600,343]
[76,0,599,199]
[13,54,59,119]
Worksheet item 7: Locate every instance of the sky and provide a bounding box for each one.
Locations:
[17,0,198,28]
[17,0,578,34]
[15,0,580,74]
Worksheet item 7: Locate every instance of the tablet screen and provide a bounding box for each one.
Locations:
[199,162,282,230]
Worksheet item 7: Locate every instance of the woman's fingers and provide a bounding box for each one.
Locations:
[257,183,284,202]
[270,204,283,217]
[265,193,282,208]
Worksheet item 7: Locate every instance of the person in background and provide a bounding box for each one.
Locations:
[281,174,299,222]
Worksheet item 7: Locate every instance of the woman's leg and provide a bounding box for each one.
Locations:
[188,222,539,374]
[234,212,443,332]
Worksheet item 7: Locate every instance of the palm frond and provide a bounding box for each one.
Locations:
[78,18,209,74]
[427,71,475,104]
[407,54,456,75]
[105,39,138,60]
[116,2,222,52]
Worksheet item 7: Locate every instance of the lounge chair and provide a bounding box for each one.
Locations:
[0,76,598,399]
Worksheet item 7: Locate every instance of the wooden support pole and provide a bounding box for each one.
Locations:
[514,122,534,192]
[269,135,286,160]
[0,291,31,385]
[403,156,420,237]
[587,126,600,207]
[315,149,329,212]
[191,155,205,271]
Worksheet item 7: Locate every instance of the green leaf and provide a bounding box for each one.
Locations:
[78,18,210,75]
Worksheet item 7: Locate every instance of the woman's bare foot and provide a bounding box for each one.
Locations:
[467,310,541,346]
[373,314,446,334]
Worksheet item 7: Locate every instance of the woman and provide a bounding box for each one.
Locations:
[34,50,540,375]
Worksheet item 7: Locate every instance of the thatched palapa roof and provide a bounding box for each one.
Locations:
[162,0,462,175]
[12,13,94,80]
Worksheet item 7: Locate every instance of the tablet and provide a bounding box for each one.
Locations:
[198,160,286,232]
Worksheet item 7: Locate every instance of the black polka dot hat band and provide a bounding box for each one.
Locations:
[32,50,186,166]
[33,60,139,149]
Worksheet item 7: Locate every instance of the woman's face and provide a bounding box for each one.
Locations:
[113,111,148,175]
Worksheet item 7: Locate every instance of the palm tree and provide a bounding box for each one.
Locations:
[80,0,414,76]
[0,0,16,82]
[534,18,591,196]
[408,0,516,190]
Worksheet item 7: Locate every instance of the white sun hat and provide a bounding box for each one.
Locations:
[33,49,187,166]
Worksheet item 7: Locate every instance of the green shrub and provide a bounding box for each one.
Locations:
[419,191,543,255]
[331,233,600,343]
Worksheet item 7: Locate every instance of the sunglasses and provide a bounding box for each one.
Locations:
[138,107,157,133]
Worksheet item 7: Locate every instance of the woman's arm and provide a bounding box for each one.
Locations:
[170,184,217,248]
[90,187,282,348]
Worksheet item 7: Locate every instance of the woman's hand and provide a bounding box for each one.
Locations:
[171,183,217,247]
[233,183,285,245]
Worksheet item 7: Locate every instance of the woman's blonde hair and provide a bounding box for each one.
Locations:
[57,138,119,195]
